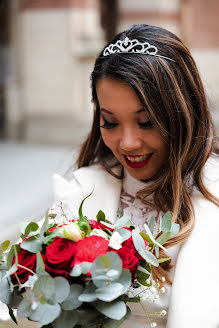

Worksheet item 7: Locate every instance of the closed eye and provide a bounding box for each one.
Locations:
[138,121,153,129]
[100,117,118,129]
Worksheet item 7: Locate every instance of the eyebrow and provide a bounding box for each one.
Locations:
[100,108,145,114]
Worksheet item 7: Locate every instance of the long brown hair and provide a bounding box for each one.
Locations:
[77,24,219,284]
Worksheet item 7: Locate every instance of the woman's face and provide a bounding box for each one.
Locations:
[97,78,169,181]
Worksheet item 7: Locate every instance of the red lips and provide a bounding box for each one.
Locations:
[124,154,152,168]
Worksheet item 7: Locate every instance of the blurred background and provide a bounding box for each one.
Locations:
[0,0,219,325]
[1,0,219,250]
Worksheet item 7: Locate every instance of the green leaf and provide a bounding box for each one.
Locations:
[143,223,167,252]
[61,284,84,311]
[70,261,92,277]
[24,222,39,237]
[103,306,131,327]
[29,303,61,325]
[33,275,55,302]
[94,300,127,320]
[7,244,21,269]
[21,236,42,253]
[36,252,46,276]
[136,271,151,287]
[114,215,134,229]
[161,212,172,232]
[116,269,132,294]
[149,216,155,234]
[7,306,17,324]
[0,240,10,254]
[0,272,12,304]
[96,282,124,302]
[170,222,180,237]
[77,216,91,236]
[92,253,122,288]
[78,283,97,302]
[158,257,170,263]
[54,277,70,303]
[79,192,93,220]
[40,211,50,238]
[96,210,106,222]
[43,229,63,246]
[52,310,78,328]
[156,232,171,245]
[137,265,151,275]
[20,274,38,289]
[138,249,159,267]
[115,228,131,243]
[132,229,145,252]
[140,232,153,244]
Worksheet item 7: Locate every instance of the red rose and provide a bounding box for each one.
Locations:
[11,249,37,284]
[73,235,109,267]
[89,220,103,230]
[43,236,76,278]
[112,246,139,280]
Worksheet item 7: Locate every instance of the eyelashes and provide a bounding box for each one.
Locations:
[100,117,118,129]
[100,116,153,130]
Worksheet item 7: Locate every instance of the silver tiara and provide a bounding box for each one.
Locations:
[103,37,175,62]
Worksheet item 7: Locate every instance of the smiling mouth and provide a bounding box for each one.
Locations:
[123,153,153,168]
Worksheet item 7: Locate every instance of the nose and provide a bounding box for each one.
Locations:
[119,127,142,152]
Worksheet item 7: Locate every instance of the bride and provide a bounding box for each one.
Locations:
[52,24,219,327]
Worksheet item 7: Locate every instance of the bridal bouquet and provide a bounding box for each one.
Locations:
[0,194,179,328]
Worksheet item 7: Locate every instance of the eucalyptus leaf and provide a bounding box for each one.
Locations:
[1,264,17,281]
[143,223,168,252]
[0,272,12,304]
[115,228,131,243]
[6,244,20,269]
[136,271,151,287]
[132,229,145,252]
[40,211,49,238]
[18,221,32,234]
[61,284,83,311]
[36,252,46,276]
[78,283,97,302]
[76,308,99,326]
[17,298,32,317]
[137,265,151,275]
[54,277,70,303]
[158,257,170,263]
[114,215,134,229]
[156,232,171,245]
[0,240,10,254]
[96,282,124,302]
[70,262,92,277]
[161,212,172,232]
[29,303,61,325]
[115,269,131,295]
[170,222,180,237]
[92,252,122,288]
[21,236,42,253]
[33,275,55,302]
[94,300,127,320]
[43,229,63,245]
[20,274,38,289]
[138,249,159,267]
[149,216,155,235]
[103,307,131,328]
[155,246,159,258]
[52,310,78,328]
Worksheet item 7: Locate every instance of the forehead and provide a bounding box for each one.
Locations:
[96,78,143,113]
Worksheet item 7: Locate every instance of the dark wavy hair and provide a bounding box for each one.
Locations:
[77,24,219,284]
